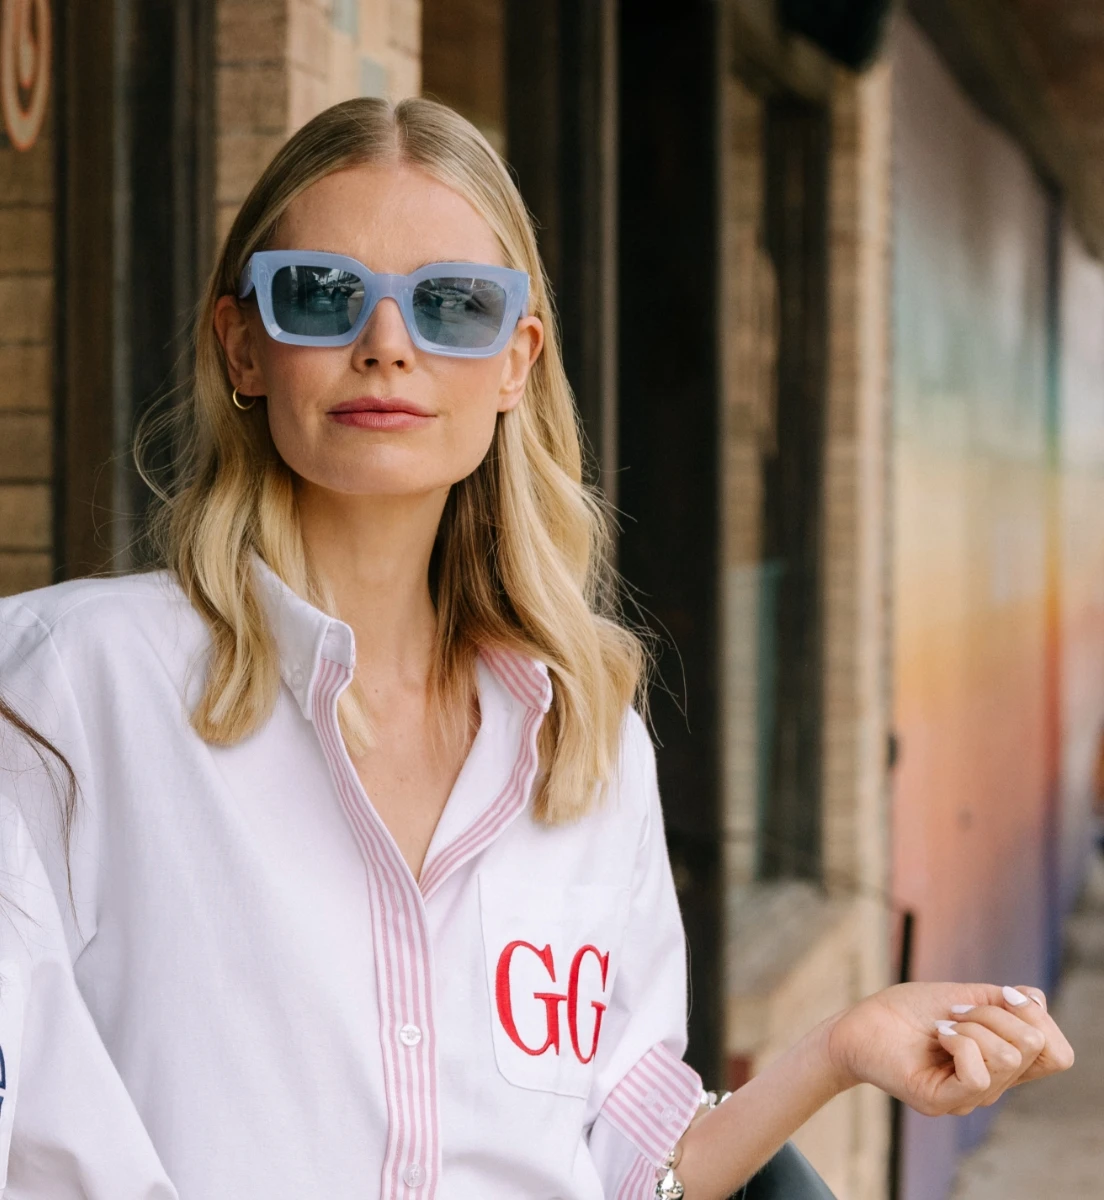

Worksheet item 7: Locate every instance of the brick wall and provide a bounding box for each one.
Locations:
[0,103,54,597]
[821,59,894,1200]
[216,0,422,245]
[719,58,894,1200]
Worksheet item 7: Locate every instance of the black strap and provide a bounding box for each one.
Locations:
[735,1141,838,1200]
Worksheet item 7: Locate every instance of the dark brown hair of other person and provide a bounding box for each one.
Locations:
[0,694,78,905]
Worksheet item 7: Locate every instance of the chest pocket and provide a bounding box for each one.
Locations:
[0,959,27,1189]
[479,875,630,1098]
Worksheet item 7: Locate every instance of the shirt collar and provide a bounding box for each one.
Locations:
[252,556,354,718]
[251,555,553,720]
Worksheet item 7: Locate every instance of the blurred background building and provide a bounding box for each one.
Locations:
[2,1,1104,1198]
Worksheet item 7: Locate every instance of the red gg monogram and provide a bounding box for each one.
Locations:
[494,941,610,1064]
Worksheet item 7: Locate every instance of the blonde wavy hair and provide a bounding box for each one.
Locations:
[141,96,645,824]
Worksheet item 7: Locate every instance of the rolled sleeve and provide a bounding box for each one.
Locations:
[585,712,703,1199]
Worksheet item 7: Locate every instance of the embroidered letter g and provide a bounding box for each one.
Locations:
[495,941,567,1056]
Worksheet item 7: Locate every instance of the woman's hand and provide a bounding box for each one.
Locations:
[826,982,1076,1116]
[674,981,1073,1200]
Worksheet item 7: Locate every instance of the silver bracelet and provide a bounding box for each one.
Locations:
[655,1090,733,1198]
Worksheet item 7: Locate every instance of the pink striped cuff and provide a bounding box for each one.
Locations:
[601,1042,703,1167]
[615,1154,659,1200]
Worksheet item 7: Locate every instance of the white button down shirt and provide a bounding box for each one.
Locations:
[0,563,701,1199]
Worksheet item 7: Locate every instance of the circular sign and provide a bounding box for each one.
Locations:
[1,0,51,152]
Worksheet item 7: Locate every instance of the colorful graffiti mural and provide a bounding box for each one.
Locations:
[892,18,1104,1200]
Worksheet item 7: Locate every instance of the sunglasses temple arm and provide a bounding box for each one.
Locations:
[238,260,255,299]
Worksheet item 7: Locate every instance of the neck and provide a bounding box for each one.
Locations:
[296,482,449,685]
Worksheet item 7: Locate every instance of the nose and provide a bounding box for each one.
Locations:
[353,296,415,371]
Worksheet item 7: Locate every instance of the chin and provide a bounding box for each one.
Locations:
[285,436,493,498]
[327,449,488,493]
[300,465,462,498]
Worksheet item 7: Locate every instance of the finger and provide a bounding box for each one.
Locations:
[931,1024,990,1111]
[955,989,1075,1080]
[947,983,1046,1012]
[943,1021,1023,1101]
[1013,985,1047,1013]
[940,1005,1045,1079]
[1002,984,1047,1013]
[1013,1004,1076,1080]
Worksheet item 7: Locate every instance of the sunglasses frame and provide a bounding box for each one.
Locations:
[238,250,530,358]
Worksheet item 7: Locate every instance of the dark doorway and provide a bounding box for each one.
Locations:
[756,98,829,881]
[56,0,215,577]
[618,4,725,1084]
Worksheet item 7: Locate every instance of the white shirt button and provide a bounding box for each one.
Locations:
[398,1023,422,1047]
[402,1163,425,1187]
[290,666,305,687]
[662,1104,679,1123]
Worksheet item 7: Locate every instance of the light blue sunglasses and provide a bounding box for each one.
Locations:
[238,250,530,358]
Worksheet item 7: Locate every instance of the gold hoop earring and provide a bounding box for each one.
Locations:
[231,387,257,412]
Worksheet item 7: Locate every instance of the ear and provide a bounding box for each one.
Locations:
[214,294,269,396]
[497,316,544,414]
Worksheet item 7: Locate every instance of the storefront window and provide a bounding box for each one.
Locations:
[721,75,829,887]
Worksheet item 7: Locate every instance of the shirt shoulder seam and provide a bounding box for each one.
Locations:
[2,577,189,640]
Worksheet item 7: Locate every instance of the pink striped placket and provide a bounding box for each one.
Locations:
[312,656,441,1199]
[308,648,551,1197]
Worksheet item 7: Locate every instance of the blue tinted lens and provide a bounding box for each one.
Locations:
[271,265,365,337]
[411,277,508,348]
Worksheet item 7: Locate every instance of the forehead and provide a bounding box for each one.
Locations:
[271,162,505,274]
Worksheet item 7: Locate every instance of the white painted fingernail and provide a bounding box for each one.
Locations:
[1002,986,1029,1007]
[1030,993,1045,1008]
[935,1020,958,1036]
[950,1005,975,1014]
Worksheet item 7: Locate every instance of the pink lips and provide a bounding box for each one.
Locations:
[328,396,434,431]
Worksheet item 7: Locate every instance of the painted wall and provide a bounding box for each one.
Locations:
[892,18,1057,1200]
[1056,227,1104,920]
[893,18,1104,1200]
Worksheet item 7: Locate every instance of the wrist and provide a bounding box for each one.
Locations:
[809,1008,861,1097]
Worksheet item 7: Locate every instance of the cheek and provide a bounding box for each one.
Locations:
[439,362,510,474]
[259,346,340,474]
[448,398,502,470]
[265,401,311,477]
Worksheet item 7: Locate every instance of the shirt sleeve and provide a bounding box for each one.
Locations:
[0,796,177,1199]
[0,599,100,959]
[584,711,704,1200]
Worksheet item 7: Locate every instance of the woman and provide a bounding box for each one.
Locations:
[0,97,1073,1199]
